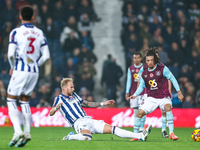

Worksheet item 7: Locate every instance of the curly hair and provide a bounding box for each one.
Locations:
[143,47,160,64]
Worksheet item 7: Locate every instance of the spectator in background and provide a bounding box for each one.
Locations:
[0,22,12,53]
[66,3,79,21]
[29,91,40,107]
[43,17,57,39]
[168,42,184,77]
[182,95,194,108]
[0,0,16,28]
[179,64,193,83]
[32,4,42,26]
[53,0,66,33]
[171,87,182,108]
[147,9,162,23]
[192,38,200,54]
[62,31,80,58]
[102,54,112,74]
[64,58,78,77]
[71,48,80,65]
[0,53,10,75]
[124,24,137,43]
[36,97,50,108]
[65,16,78,32]
[79,87,90,100]
[78,13,93,33]
[50,88,61,105]
[179,38,191,59]
[138,5,149,21]
[177,26,189,40]
[149,16,163,35]
[15,0,29,12]
[163,25,177,46]
[38,84,50,104]
[0,80,5,92]
[139,25,152,41]
[125,34,140,53]
[78,73,94,92]
[189,50,200,72]
[188,3,200,21]
[78,58,96,80]
[78,0,94,19]
[79,45,97,64]
[101,59,123,101]
[87,95,94,102]
[80,30,94,51]
[157,45,168,65]
[0,88,7,107]
[51,74,62,94]
[40,4,52,25]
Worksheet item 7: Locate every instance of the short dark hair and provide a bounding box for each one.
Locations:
[133,52,142,58]
[144,47,160,64]
[20,5,33,21]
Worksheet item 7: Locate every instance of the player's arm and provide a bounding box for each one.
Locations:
[49,103,63,116]
[125,68,131,100]
[137,67,144,88]
[8,30,17,75]
[128,76,146,100]
[81,100,115,108]
[168,80,172,99]
[38,45,50,67]
[163,66,184,102]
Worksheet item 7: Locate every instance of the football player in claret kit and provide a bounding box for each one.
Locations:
[128,48,184,141]
[138,50,172,138]
[125,52,147,139]
[7,6,50,147]
[50,78,152,141]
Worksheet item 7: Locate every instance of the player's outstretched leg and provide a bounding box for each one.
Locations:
[7,98,24,147]
[161,115,168,138]
[166,111,178,140]
[130,125,152,141]
[63,131,92,141]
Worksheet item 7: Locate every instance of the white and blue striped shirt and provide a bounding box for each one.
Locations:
[8,23,49,73]
[53,92,87,127]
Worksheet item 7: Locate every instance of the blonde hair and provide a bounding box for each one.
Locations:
[60,78,73,88]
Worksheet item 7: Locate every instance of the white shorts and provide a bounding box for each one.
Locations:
[7,70,38,96]
[140,96,172,114]
[74,116,106,134]
[130,94,147,108]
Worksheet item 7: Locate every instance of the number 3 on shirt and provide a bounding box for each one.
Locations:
[27,37,35,54]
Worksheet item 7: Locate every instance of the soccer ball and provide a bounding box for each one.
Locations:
[191,129,200,141]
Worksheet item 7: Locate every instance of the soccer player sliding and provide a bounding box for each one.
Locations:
[50,78,152,141]
[128,48,184,141]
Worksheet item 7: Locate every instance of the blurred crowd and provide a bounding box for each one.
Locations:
[0,0,101,107]
[122,0,200,108]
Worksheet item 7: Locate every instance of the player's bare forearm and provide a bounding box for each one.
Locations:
[81,100,101,107]
[81,100,115,107]
[49,107,56,116]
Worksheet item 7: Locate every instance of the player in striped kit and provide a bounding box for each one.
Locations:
[125,52,147,140]
[50,78,152,141]
[7,6,50,147]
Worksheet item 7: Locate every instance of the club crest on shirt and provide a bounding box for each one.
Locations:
[156,71,161,76]
[150,73,154,77]
[131,70,134,72]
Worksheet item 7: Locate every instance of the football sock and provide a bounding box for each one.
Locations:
[140,115,146,131]
[166,111,174,134]
[112,126,142,139]
[20,100,31,134]
[162,116,167,132]
[134,117,141,133]
[133,109,138,131]
[69,133,92,141]
[7,98,22,134]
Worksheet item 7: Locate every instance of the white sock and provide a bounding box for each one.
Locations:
[112,126,142,139]
[69,133,92,141]
[20,100,31,134]
[7,98,22,134]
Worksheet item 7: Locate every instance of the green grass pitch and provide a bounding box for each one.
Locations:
[0,127,198,150]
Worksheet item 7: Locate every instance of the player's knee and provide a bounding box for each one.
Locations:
[136,109,145,118]
[82,134,92,141]
[164,104,172,112]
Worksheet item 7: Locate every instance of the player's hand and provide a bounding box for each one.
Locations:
[125,93,129,100]
[56,103,63,109]
[9,68,13,76]
[104,100,115,106]
[178,92,184,102]
[127,95,136,101]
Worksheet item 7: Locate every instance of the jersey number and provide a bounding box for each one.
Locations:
[27,38,35,54]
